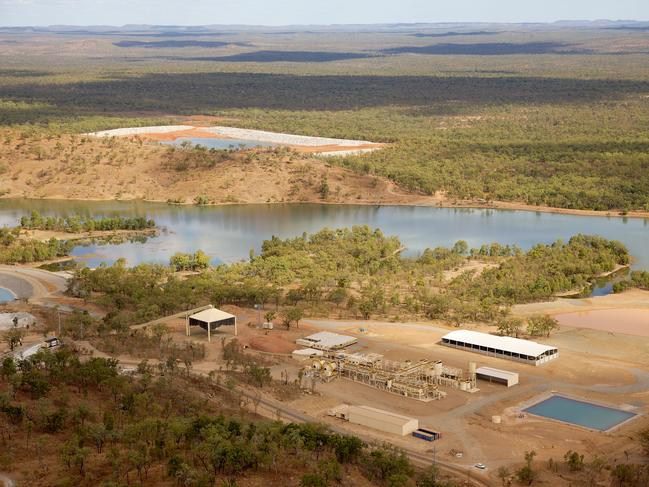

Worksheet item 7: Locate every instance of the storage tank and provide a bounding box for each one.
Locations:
[492,415,502,424]
[469,362,477,377]
[434,362,443,377]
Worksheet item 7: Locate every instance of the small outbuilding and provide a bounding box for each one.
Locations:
[292,348,324,360]
[475,366,519,387]
[186,307,237,341]
[296,331,357,351]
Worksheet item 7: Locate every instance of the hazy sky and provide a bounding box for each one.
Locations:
[1,0,648,27]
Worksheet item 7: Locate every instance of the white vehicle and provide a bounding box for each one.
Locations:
[474,463,487,470]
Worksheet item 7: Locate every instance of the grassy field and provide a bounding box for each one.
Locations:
[1,24,649,211]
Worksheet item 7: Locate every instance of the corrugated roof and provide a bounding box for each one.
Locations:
[442,330,557,358]
[292,348,324,356]
[476,366,519,381]
[189,308,235,323]
[300,331,357,347]
[348,406,417,427]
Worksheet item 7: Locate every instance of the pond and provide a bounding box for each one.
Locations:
[0,200,647,275]
[161,137,276,150]
[524,395,637,432]
[0,287,15,303]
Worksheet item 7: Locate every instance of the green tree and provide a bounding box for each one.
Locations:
[3,327,25,351]
[527,315,559,337]
[497,317,523,338]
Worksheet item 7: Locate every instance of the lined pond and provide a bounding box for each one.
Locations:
[0,200,647,271]
[0,287,15,303]
[524,395,637,431]
[162,137,276,150]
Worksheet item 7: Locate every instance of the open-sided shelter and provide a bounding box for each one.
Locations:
[186,307,237,341]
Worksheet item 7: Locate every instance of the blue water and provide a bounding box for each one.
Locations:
[0,201,647,271]
[162,137,276,150]
[0,287,15,303]
[525,395,636,431]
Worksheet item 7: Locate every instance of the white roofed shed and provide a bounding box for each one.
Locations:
[296,331,357,350]
[475,366,519,387]
[441,330,558,366]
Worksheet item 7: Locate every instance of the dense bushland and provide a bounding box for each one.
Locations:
[67,227,629,328]
[20,210,155,233]
[0,348,456,486]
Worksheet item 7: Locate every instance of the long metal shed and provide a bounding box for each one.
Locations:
[476,366,519,387]
[441,330,558,366]
[345,405,419,436]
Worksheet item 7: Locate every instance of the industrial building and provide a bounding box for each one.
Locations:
[329,405,419,436]
[475,366,519,387]
[296,331,357,351]
[292,348,324,360]
[307,352,478,401]
[186,307,237,341]
[441,330,558,366]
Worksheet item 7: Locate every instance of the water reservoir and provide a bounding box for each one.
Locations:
[524,395,637,431]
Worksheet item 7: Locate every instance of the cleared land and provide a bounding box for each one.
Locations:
[554,308,649,336]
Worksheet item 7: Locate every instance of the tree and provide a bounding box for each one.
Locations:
[3,327,25,351]
[638,428,649,457]
[281,307,303,329]
[264,310,277,323]
[452,240,468,255]
[517,450,538,485]
[527,315,559,337]
[497,466,511,486]
[150,323,169,345]
[497,317,523,338]
[1,356,17,381]
[319,176,330,200]
[244,364,272,388]
[564,450,585,472]
[300,473,326,487]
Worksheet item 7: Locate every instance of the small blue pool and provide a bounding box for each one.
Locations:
[162,137,276,151]
[525,395,636,431]
[0,287,15,303]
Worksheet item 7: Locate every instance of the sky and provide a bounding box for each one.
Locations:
[1,0,648,27]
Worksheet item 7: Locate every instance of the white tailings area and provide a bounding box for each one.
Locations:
[316,148,380,157]
[85,125,382,156]
[202,126,375,147]
[88,125,195,137]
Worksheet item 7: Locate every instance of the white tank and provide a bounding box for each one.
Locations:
[492,415,502,424]
[469,362,477,376]
[434,362,443,377]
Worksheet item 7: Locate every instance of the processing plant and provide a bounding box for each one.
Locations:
[306,352,478,401]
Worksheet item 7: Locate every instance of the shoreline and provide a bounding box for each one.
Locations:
[3,194,649,220]
[19,227,159,243]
